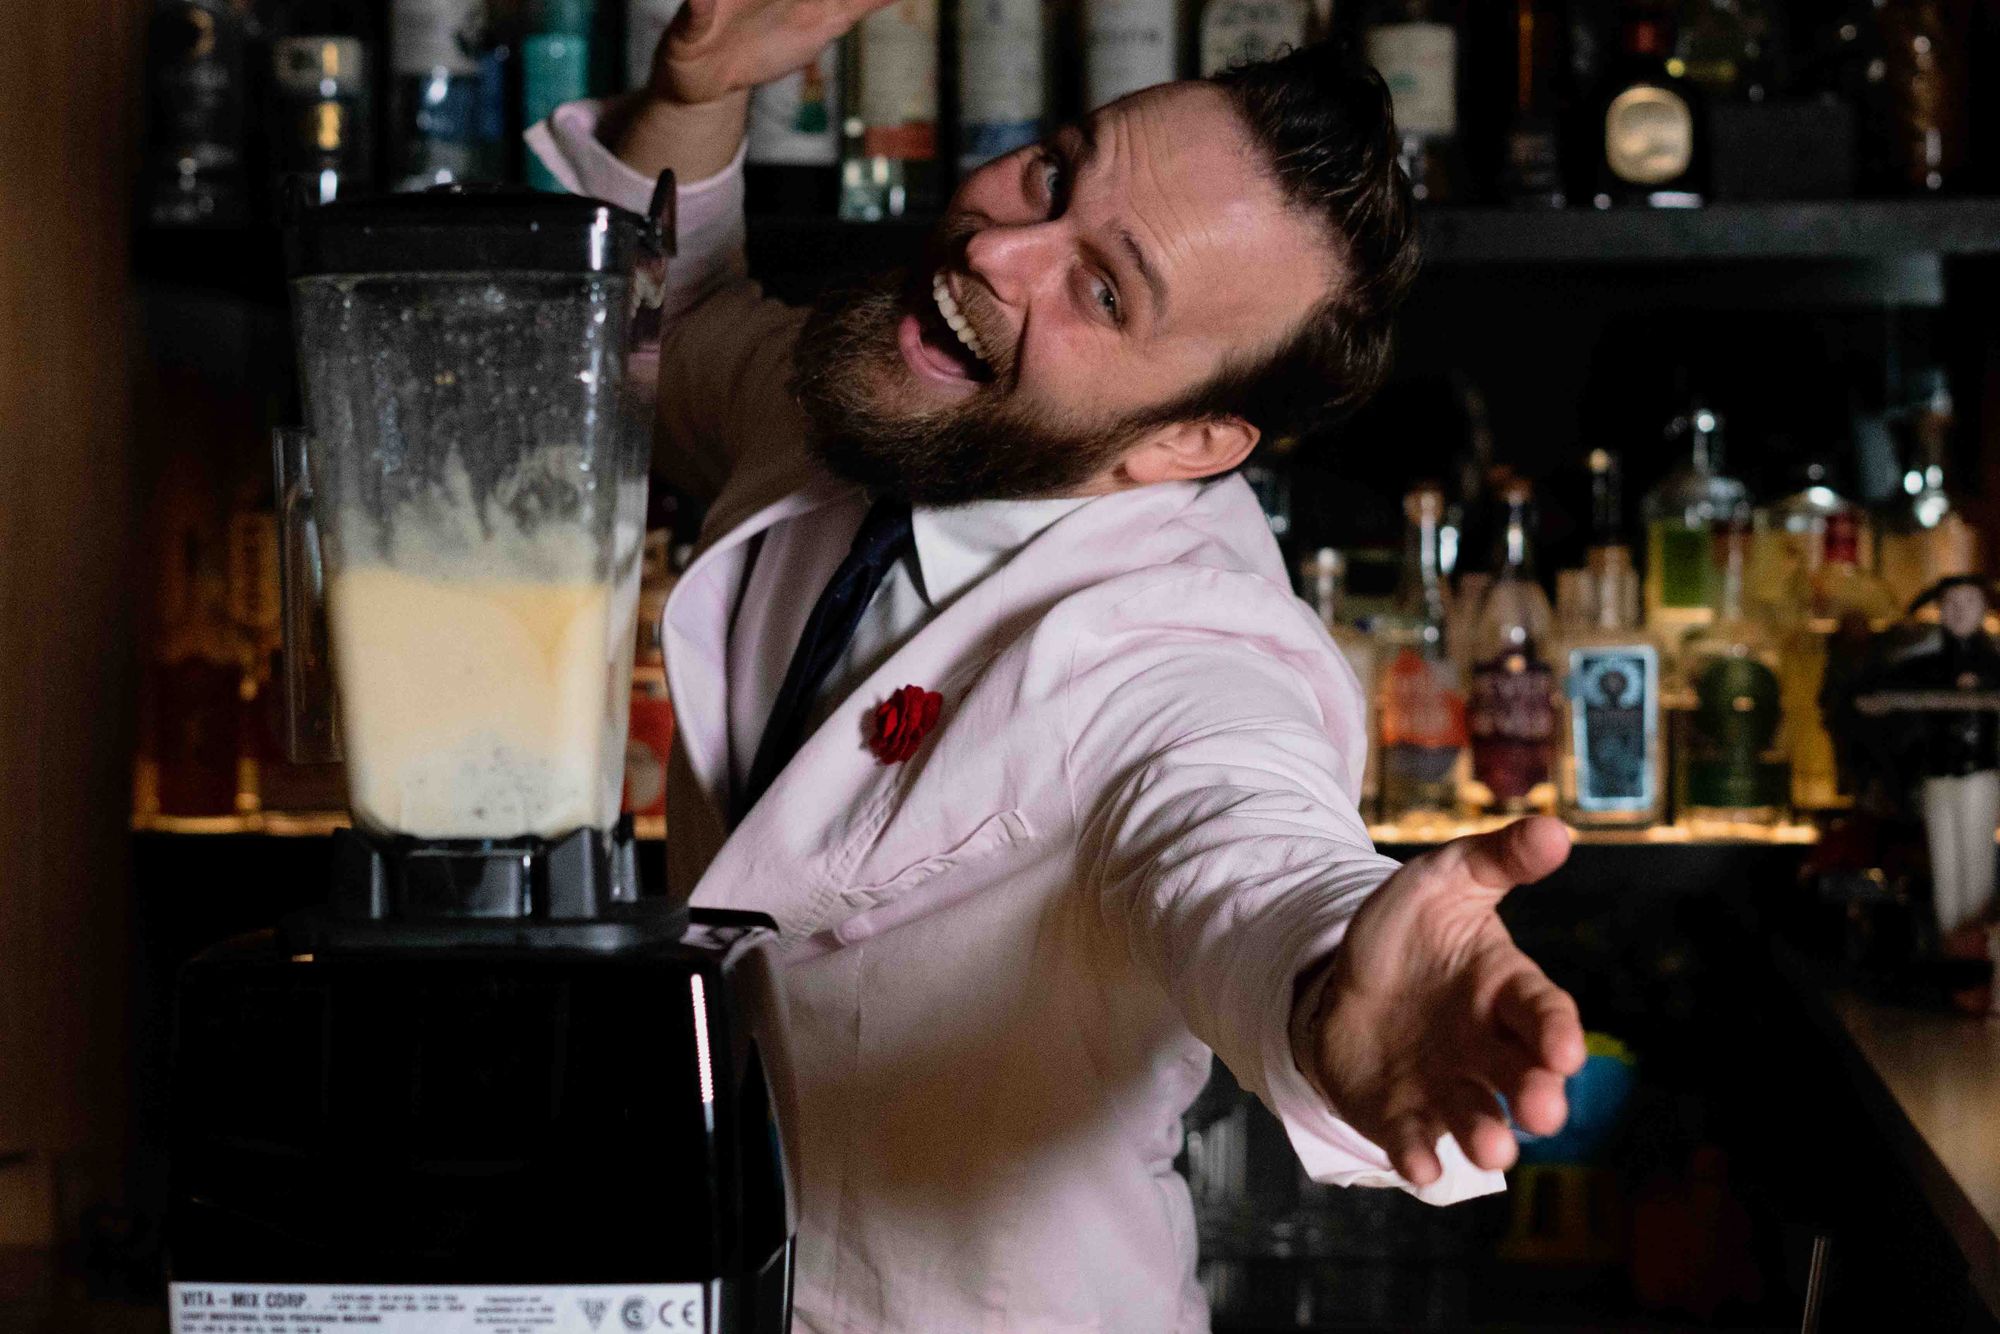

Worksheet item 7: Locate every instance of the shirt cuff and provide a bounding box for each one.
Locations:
[525,97,749,223]
[1260,918,1507,1206]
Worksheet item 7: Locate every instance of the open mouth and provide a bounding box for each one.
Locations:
[904,270,996,385]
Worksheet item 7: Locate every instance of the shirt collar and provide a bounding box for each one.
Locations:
[908,496,1097,609]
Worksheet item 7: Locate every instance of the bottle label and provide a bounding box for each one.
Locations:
[169,1282,706,1332]
[392,0,483,75]
[1685,654,1786,810]
[1469,650,1556,801]
[1365,22,1456,137]
[1605,83,1692,185]
[1652,521,1712,610]
[1084,0,1180,108]
[1199,0,1308,77]
[626,0,687,90]
[860,0,938,159]
[274,37,368,96]
[749,44,841,165]
[960,0,1044,167]
[1380,646,1468,747]
[1567,644,1657,812]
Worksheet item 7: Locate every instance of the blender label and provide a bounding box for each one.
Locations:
[169,1282,706,1333]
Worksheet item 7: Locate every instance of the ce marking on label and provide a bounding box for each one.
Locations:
[658,1298,700,1330]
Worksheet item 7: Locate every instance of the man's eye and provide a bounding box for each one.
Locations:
[1091,276,1120,324]
[1039,155,1065,213]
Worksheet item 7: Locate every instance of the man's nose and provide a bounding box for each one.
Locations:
[963,221,1064,307]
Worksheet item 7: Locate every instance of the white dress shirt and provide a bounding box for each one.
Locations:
[726,494,1094,804]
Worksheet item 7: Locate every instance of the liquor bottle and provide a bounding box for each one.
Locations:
[269,0,377,206]
[626,0,683,90]
[391,0,509,189]
[1302,548,1380,809]
[1594,3,1703,207]
[1873,0,1964,193]
[748,45,843,212]
[1746,461,1861,633]
[1642,398,1749,660]
[1880,369,1982,607]
[960,0,1047,172]
[1671,0,1773,102]
[224,493,282,815]
[1677,520,1788,827]
[1467,479,1558,815]
[1781,510,1898,812]
[1085,0,1183,108]
[1199,0,1310,76]
[1560,543,1663,828]
[1364,0,1462,203]
[524,0,596,192]
[145,0,254,226]
[624,521,677,820]
[839,0,940,220]
[1501,0,1566,206]
[1375,484,1469,822]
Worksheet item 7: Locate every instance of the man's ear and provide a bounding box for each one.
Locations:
[1117,416,1261,487]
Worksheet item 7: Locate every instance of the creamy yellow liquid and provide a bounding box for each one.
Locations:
[328,566,621,839]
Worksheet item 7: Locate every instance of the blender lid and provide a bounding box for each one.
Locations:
[287,182,670,279]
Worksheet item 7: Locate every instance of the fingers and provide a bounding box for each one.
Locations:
[1440,815,1572,893]
[1493,967,1587,1077]
[1441,1082,1519,1173]
[1479,1041,1570,1138]
[1382,1112,1446,1188]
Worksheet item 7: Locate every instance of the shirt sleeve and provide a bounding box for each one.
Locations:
[525,99,808,505]
[1065,572,1504,1206]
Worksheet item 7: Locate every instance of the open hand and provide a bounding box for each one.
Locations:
[647,0,897,105]
[1300,816,1586,1186]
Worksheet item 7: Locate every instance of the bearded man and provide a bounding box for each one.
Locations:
[530,8,1586,1330]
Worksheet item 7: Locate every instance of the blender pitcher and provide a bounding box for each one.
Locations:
[285,185,667,844]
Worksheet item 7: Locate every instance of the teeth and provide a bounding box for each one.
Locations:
[932,272,991,370]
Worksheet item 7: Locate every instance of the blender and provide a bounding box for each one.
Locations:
[164,185,796,1332]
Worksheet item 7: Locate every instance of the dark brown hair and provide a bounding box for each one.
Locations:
[1142,43,1421,444]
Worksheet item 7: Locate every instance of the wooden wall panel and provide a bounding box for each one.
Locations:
[0,0,145,1248]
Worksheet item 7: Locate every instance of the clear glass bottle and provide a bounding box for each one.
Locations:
[269,0,378,205]
[1747,460,1861,634]
[1879,369,1983,609]
[1643,398,1750,662]
[390,0,509,190]
[1199,0,1310,76]
[839,0,940,219]
[1781,509,1900,813]
[1083,0,1183,107]
[1467,479,1557,815]
[1560,544,1663,828]
[1364,0,1463,203]
[1676,520,1789,829]
[1375,485,1468,823]
[747,43,843,213]
[1302,549,1379,810]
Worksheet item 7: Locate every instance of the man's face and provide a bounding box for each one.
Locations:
[792,83,1336,505]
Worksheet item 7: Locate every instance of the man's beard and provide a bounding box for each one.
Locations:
[788,268,1139,507]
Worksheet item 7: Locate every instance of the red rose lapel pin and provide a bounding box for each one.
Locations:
[869,685,944,764]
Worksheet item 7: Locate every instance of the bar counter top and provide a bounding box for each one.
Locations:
[1822,990,2000,1319]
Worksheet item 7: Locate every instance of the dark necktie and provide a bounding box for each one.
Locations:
[741,494,915,815]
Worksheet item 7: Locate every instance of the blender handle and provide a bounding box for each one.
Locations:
[273,427,343,765]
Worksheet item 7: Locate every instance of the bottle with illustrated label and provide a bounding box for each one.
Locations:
[959,0,1047,172]
[145,0,254,226]
[268,0,378,206]
[1374,485,1468,823]
[1676,520,1789,829]
[1594,2,1703,207]
[839,0,939,220]
[1199,0,1310,76]
[1642,398,1748,667]
[524,0,597,193]
[1084,0,1183,109]
[1560,544,1662,828]
[748,44,842,212]
[391,0,509,189]
[1364,0,1462,203]
[1302,549,1379,809]
[1467,479,1557,815]
[626,0,684,90]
